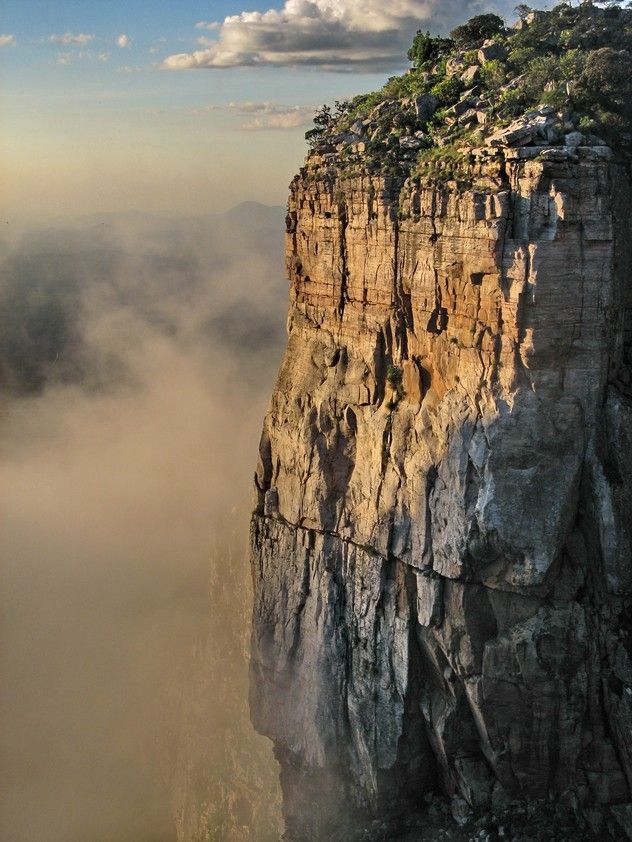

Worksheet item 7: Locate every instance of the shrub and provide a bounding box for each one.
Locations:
[506,45,538,69]
[408,30,454,68]
[346,91,385,120]
[430,76,463,104]
[576,47,632,137]
[451,14,506,48]
[559,47,586,81]
[499,84,530,116]
[480,59,506,90]
[386,364,405,409]
[522,54,562,99]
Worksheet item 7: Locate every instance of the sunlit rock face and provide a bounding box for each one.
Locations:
[250,146,632,837]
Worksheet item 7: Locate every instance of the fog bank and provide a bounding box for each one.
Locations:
[0,205,286,841]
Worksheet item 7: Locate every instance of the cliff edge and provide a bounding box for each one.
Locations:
[249,8,632,839]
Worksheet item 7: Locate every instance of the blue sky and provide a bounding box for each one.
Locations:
[1,0,523,222]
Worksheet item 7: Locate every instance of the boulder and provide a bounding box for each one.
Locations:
[450,97,476,118]
[399,136,423,150]
[565,131,585,147]
[414,93,438,122]
[584,133,608,146]
[461,65,481,84]
[478,40,507,63]
[334,133,360,150]
[459,108,479,127]
[369,100,391,120]
[513,10,545,29]
[539,147,578,162]
[487,121,533,147]
[546,123,563,144]
[446,53,466,76]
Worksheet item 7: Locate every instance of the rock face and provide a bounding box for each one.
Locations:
[249,145,632,836]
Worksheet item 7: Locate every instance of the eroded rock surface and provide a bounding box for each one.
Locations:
[250,146,632,837]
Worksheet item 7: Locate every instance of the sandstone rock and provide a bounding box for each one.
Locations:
[449,96,477,119]
[251,122,632,838]
[399,136,423,150]
[332,132,360,149]
[459,108,479,127]
[486,120,533,147]
[565,130,585,147]
[539,146,578,162]
[370,101,391,120]
[414,93,438,122]
[446,53,466,76]
[461,65,481,84]
[478,40,507,63]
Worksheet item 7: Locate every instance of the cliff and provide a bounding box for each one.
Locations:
[249,9,632,839]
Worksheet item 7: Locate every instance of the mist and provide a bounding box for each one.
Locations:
[0,205,286,841]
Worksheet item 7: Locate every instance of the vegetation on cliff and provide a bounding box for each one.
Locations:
[305,3,632,181]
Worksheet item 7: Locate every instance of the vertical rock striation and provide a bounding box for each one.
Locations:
[250,144,632,835]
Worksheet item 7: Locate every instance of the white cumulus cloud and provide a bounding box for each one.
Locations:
[163,0,518,72]
[49,32,94,45]
[117,33,131,48]
[0,34,16,47]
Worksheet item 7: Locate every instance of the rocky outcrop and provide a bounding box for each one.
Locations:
[249,142,632,836]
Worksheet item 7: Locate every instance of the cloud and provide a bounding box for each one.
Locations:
[163,0,515,72]
[231,101,316,130]
[54,49,109,66]
[117,33,131,48]
[49,32,94,45]
[196,20,221,30]
[0,207,285,840]
[0,34,16,47]
[186,100,315,130]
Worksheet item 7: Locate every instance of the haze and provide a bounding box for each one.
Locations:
[0,208,286,840]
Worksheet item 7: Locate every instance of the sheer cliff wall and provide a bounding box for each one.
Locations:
[250,146,632,834]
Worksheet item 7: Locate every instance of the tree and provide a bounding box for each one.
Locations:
[407,30,454,68]
[515,4,533,20]
[577,47,632,125]
[450,14,506,48]
[313,103,333,130]
[305,104,334,148]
